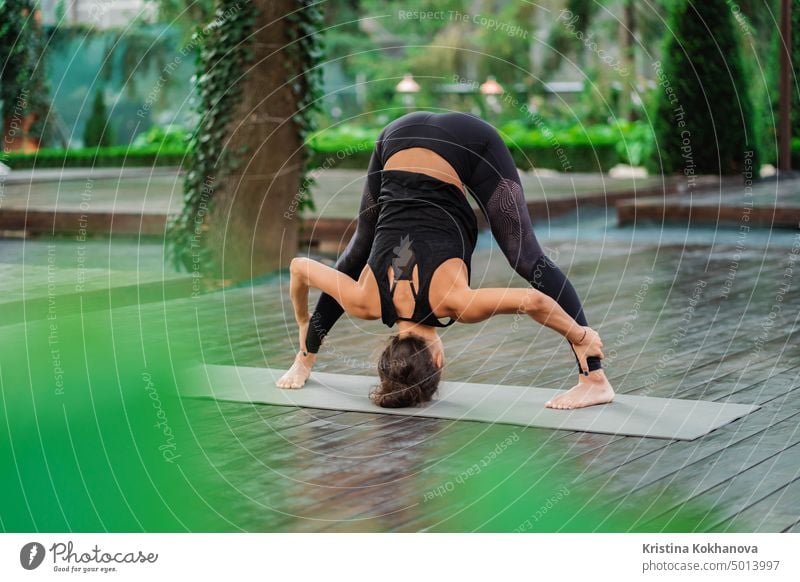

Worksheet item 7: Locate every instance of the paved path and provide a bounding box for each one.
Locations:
[618,177,800,229]
[1,166,661,216]
[0,166,716,248]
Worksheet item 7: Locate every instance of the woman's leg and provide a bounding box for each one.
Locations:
[304,137,383,353]
[465,121,602,373]
[278,135,384,390]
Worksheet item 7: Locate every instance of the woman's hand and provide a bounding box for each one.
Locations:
[276,350,316,389]
[569,326,604,374]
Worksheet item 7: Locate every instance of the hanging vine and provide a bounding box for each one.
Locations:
[166,0,255,272]
[285,0,326,216]
[167,0,325,273]
[0,0,52,147]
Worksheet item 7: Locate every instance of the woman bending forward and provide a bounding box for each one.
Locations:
[278,111,613,410]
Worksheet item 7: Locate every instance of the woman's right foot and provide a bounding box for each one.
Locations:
[545,369,615,410]
[276,352,314,389]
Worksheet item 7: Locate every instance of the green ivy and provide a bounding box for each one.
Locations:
[165,0,256,272]
[0,1,33,110]
[793,0,800,142]
[166,0,325,274]
[285,0,325,216]
[0,0,52,146]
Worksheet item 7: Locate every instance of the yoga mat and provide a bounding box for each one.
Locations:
[179,365,760,441]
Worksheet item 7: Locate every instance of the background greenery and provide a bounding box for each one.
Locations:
[1,1,797,172]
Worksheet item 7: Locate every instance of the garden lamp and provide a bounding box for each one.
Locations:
[396,73,421,108]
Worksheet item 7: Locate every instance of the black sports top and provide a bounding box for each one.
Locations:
[366,169,478,328]
[305,110,529,349]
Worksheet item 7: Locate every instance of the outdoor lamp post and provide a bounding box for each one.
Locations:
[480,75,504,115]
[396,73,420,109]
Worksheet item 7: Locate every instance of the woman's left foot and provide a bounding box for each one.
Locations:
[545,371,615,410]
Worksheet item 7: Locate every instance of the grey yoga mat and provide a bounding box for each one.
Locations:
[179,365,759,441]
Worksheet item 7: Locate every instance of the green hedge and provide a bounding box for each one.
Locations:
[6,141,621,173]
[5,124,796,172]
[2,145,187,169]
[308,121,637,173]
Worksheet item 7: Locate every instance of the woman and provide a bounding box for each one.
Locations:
[278,111,614,410]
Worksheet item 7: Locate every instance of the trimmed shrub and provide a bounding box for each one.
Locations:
[3,145,186,169]
[649,0,760,175]
[83,88,114,147]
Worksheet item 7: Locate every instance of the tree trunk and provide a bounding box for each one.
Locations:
[205,0,304,282]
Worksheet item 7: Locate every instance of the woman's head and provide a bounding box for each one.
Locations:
[371,333,442,408]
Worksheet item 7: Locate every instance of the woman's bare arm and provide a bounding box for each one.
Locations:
[448,286,604,372]
[277,257,375,390]
[290,257,374,329]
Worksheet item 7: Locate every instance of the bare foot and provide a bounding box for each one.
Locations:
[545,369,615,410]
[276,351,315,389]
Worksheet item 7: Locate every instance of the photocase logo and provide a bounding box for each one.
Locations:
[20,542,45,570]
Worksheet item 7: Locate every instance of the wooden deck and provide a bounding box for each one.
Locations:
[161,227,800,532]
[0,262,195,325]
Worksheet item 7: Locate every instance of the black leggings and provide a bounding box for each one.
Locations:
[304,112,602,374]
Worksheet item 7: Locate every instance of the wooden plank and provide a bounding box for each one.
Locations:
[783,518,800,532]
[714,476,800,532]
[638,442,800,531]
[572,385,800,489]
[100,218,800,531]
[578,411,800,526]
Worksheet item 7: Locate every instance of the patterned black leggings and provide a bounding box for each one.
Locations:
[304,112,602,373]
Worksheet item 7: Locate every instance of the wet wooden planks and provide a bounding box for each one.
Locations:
[163,235,800,532]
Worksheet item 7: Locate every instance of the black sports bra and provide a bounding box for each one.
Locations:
[367,169,478,328]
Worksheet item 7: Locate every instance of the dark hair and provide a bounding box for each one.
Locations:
[371,334,441,408]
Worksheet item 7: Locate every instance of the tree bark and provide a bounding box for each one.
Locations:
[205,0,304,281]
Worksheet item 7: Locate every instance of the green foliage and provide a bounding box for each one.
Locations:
[286,0,326,216]
[165,0,258,273]
[1,144,186,169]
[710,0,780,166]
[155,0,217,41]
[132,124,188,148]
[0,0,34,108]
[614,120,655,167]
[793,0,800,144]
[649,0,760,175]
[310,119,645,172]
[541,0,601,77]
[7,122,799,173]
[340,0,497,110]
[83,88,114,147]
[0,0,52,144]
[99,25,174,99]
[166,0,326,274]
[738,0,779,166]
[0,294,226,531]
[461,2,532,87]
[307,123,381,155]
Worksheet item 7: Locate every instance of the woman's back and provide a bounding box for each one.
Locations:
[366,164,478,328]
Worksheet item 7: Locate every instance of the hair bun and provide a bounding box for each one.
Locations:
[372,334,441,408]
